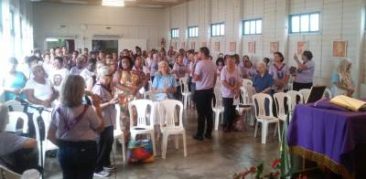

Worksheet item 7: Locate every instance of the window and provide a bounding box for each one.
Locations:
[188,26,198,38]
[171,28,179,38]
[290,12,320,33]
[19,17,23,38]
[243,19,262,35]
[211,23,225,37]
[0,1,2,32]
[10,9,14,36]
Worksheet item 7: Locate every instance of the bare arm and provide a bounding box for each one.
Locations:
[22,138,37,149]
[23,89,49,107]
[47,126,58,146]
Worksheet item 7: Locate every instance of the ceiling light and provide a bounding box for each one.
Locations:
[102,0,125,7]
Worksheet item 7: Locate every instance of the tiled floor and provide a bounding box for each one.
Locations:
[46,109,281,179]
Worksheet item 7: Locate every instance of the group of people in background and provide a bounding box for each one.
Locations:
[0,44,356,179]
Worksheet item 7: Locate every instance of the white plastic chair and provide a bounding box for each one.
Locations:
[143,81,153,99]
[287,90,304,107]
[32,111,58,168]
[5,111,29,134]
[128,99,156,156]
[323,88,333,99]
[299,89,311,103]
[242,79,253,87]
[273,92,292,122]
[5,100,24,112]
[236,86,255,126]
[252,93,281,144]
[113,104,126,163]
[180,77,192,109]
[0,165,21,179]
[158,99,187,159]
[212,89,224,131]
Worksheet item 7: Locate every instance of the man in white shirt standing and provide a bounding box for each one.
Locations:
[193,47,217,141]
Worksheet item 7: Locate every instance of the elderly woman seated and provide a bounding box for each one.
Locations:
[252,62,273,94]
[0,104,38,174]
[23,64,58,108]
[151,61,177,101]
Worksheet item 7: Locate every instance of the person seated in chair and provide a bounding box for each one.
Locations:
[0,104,38,174]
[253,62,273,94]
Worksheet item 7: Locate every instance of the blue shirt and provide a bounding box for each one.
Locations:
[253,73,273,93]
[152,73,177,101]
[1,72,27,101]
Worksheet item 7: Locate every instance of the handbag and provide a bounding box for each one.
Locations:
[127,139,154,164]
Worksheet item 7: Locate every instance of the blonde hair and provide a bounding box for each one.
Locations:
[60,75,85,107]
[337,59,352,88]
[0,104,9,132]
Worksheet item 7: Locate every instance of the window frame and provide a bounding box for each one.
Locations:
[211,22,225,37]
[242,18,263,35]
[171,28,179,39]
[289,12,320,34]
[187,26,199,38]
[10,9,15,36]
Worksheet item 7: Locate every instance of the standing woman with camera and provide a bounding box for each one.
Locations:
[47,75,104,179]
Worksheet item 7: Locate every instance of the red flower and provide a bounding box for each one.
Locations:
[274,171,280,177]
[249,166,257,173]
[271,159,281,169]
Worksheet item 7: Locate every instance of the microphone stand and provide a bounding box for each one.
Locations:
[17,98,51,179]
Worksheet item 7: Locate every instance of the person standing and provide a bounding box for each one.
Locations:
[220,56,241,132]
[47,75,104,179]
[331,59,355,96]
[269,52,289,92]
[292,51,315,91]
[93,66,118,177]
[193,47,217,141]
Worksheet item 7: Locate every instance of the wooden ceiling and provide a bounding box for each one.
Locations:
[32,0,188,8]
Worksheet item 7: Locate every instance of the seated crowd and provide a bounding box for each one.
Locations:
[0,45,356,178]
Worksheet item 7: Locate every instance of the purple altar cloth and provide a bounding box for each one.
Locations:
[287,100,366,178]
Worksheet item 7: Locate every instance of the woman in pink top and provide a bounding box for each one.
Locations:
[48,75,104,179]
[220,56,241,132]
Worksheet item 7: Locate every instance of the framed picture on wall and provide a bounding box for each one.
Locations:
[229,42,236,52]
[248,41,256,54]
[297,41,307,54]
[270,41,279,53]
[333,41,347,57]
[214,42,220,52]
[191,41,195,49]
[180,42,185,49]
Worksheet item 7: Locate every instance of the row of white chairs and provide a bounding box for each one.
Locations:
[211,79,334,144]
[4,98,187,170]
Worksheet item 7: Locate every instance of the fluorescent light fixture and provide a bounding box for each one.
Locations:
[46,38,59,42]
[102,0,125,7]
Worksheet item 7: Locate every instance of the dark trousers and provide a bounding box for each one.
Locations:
[58,140,97,179]
[175,85,183,100]
[194,89,214,137]
[293,82,313,91]
[223,98,235,129]
[95,126,114,172]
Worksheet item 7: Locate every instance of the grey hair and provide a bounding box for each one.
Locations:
[60,75,85,107]
[0,104,9,133]
[97,65,111,78]
[257,62,267,69]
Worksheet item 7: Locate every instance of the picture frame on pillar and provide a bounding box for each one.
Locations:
[270,41,279,53]
[214,42,220,52]
[333,40,347,57]
[248,41,256,54]
[190,41,195,49]
[229,42,236,52]
[297,41,308,54]
[180,42,185,49]
[201,41,207,47]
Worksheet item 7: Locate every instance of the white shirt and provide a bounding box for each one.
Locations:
[24,79,54,101]
[49,68,69,91]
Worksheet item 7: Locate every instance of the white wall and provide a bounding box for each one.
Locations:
[32,2,166,51]
[164,0,366,97]
[0,0,34,61]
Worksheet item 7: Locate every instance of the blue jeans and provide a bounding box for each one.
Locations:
[58,140,97,179]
